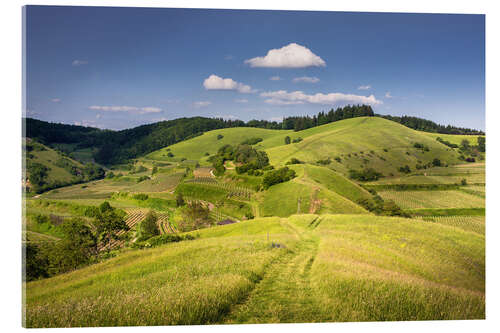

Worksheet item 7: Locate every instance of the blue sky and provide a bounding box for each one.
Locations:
[25,6,485,130]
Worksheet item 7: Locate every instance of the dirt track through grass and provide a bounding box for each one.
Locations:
[223,221,321,323]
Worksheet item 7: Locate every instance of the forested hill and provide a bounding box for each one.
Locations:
[24,104,484,165]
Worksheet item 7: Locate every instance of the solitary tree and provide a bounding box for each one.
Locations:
[284,136,291,145]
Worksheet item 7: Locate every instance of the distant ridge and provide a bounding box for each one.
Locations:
[23,105,484,165]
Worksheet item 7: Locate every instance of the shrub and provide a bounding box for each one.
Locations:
[292,137,303,143]
[432,158,442,167]
[317,157,332,165]
[241,137,263,145]
[284,136,291,145]
[348,168,382,181]
[399,165,411,174]
[262,167,296,189]
[286,157,304,165]
[217,134,224,140]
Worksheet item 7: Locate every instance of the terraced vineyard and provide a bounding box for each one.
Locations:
[184,178,253,200]
[420,216,485,235]
[378,190,485,209]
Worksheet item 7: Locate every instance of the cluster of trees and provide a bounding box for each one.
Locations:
[209,144,270,176]
[24,202,128,281]
[282,105,375,131]
[262,167,296,189]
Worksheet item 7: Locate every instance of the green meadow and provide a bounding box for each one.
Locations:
[25,214,484,327]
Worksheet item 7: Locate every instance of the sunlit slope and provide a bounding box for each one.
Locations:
[257,164,369,217]
[25,140,86,184]
[422,132,482,145]
[146,127,291,161]
[264,117,461,176]
[25,214,484,327]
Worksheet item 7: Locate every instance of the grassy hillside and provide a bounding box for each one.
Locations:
[146,127,291,162]
[25,140,85,184]
[25,213,484,327]
[264,117,461,176]
[147,117,465,179]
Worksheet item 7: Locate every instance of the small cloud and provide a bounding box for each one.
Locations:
[96,114,101,119]
[25,109,38,116]
[292,76,320,84]
[268,116,283,122]
[139,107,162,114]
[72,60,88,66]
[244,43,326,68]
[269,76,281,81]
[193,101,212,108]
[235,99,249,103]
[88,105,162,114]
[203,74,255,93]
[216,114,238,120]
[51,98,61,103]
[260,90,383,106]
[224,55,234,60]
[358,85,371,90]
[385,91,393,98]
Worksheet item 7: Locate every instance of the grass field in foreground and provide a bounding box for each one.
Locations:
[378,190,484,209]
[25,214,484,326]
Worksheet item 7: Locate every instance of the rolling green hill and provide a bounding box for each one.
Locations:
[145,127,291,162]
[24,139,105,193]
[25,214,484,327]
[264,117,461,176]
[148,117,467,179]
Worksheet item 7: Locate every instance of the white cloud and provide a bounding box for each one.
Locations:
[88,105,162,114]
[203,74,254,93]
[244,43,326,68]
[96,114,101,119]
[51,98,61,103]
[224,55,233,60]
[260,90,382,106]
[235,99,249,103]
[385,91,393,98]
[358,85,371,90]
[292,76,320,84]
[72,60,88,66]
[193,101,212,108]
[269,76,281,81]
[268,116,283,122]
[216,114,238,120]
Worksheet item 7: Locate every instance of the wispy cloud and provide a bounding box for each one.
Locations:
[224,55,234,60]
[203,74,255,93]
[269,76,281,81]
[260,90,382,106]
[235,99,249,103]
[193,101,212,108]
[51,98,61,103]
[245,43,326,68]
[88,105,162,114]
[72,60,88,66]
[385,91,393,98]
[268,116,283,122]
[358,85,371,90]
[292,76,320,84]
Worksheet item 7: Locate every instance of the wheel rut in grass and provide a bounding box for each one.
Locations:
[221,229,321,324]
